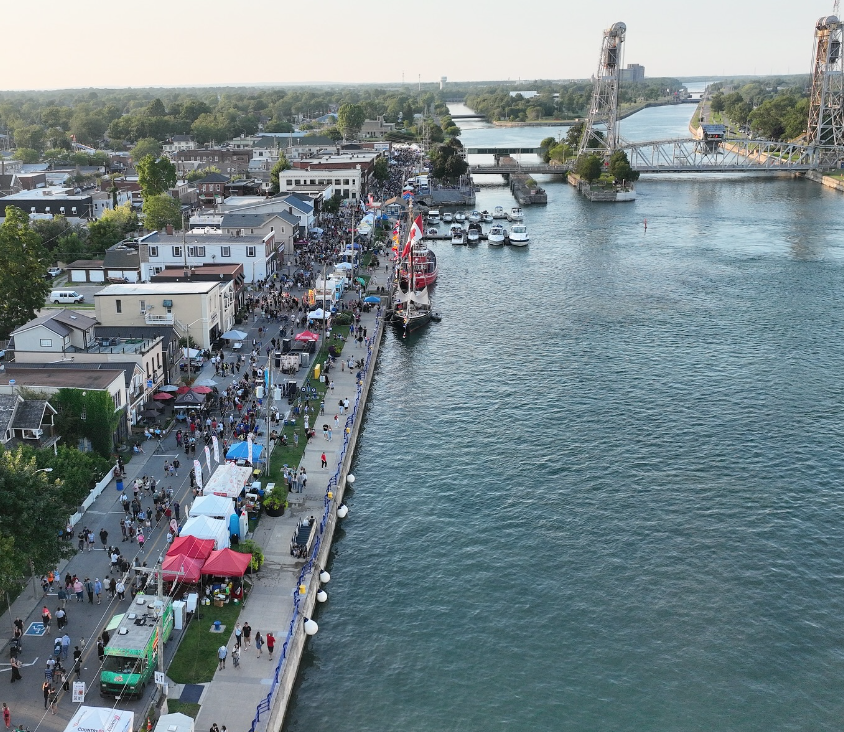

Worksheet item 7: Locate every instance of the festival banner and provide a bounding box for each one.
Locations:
[204,445,211,473]
[193,459,203,490]
[247,433,254,466]
[212,435,220,463]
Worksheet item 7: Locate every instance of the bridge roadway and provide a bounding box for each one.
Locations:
[466,138,826,173]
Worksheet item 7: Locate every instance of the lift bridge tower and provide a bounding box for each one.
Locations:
[578,21,626,159]
[806,7,844,167]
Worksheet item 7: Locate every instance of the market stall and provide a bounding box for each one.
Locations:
[180,515,230,549]
[202,463,254,498]
[168,535,215,561]
[189,494,236,520]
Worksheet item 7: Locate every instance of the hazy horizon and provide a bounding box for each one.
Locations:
[0,0,830,91]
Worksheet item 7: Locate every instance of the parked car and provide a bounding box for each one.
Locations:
[46,267,63,278]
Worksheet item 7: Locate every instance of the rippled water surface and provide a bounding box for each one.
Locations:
[283,99,844,732]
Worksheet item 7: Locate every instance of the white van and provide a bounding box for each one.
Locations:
[50,290,84,304]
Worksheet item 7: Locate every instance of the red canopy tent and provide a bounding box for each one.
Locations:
[294,330,320,342]
[200,548,252,577]
[168,536,214,561]
[161,554,204,583]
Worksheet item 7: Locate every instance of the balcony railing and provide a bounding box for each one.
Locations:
[145,313,174,325]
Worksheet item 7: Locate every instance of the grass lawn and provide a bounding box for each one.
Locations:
[166,701,201,718]
[167,602,243,683]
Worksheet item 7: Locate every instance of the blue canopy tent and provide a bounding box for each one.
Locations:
[226,442,264,462]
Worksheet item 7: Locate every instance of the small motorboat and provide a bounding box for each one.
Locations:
[508,207,524,222]
[442,212,453,223]
[454,211,466,222]
[426,227,438,237]
[487,224,505,245]
[467,223,481,245]
[468,210,482,223]
[509,223,529,246]
[493,206,506,219]
[482,211,493,223]
[451,229,466,245]
[428,209,441,224]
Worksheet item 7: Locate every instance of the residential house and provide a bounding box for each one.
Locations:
[139,228,281,283]
[102,242,141,282]
[0,188,95,219]
[0,394,59,451]
[94,281,237,349]
[173,149,251,176]
[219,194,314,235]
[359,116,395,139]
[163,135,197,155]
[195,172,230,202]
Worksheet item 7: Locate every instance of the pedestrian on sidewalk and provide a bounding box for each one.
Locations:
[73,578,83,602]
[116,580,126,600]
[255,631,263,657]
[3,702,10,728]
[231,646,240,669]
[266,633,275,660]
[49,686,58,714]
[61,633,70,659]
[9,657,21,683]
[85,578,94,604]
[320,452,327,468]
[41,606,52,634]
[217,645,227,669]
[42,681,51,707]
[234,623,242,649]
[94,578,102,604]
[242,622,252,649]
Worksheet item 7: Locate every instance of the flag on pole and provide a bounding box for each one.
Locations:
[212,435,220,463]
[401,214,424,258]
[247,433,254,466]
[193,459,203,491]
[204,445,211,473]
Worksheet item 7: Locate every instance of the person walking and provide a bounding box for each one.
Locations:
[99,528,108,549]
[231,645,240,669]
[234,623,242,649]
[320,452,327,468]
[242,622,252,649]
[42,606,52,634]
[217,645,227,670]
[42,680,51,708]
[94,578,103,604]
[2,702,10,729]
[49,685,59,714]
[85,577,94,604]
[266,632,275,660]
[61,633,70,660]
[255,631,263,658]
[116,580,126,601]
[9,657,21,684]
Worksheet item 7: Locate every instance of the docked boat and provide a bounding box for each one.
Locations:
[427,209,441,224]
[467,223,481,245]
[426,227,438,237]
[509,223,529,246]
[507,207,524,222]
[493,206,507,219]
[451,228,466,245]
[487,224,505,245]
[442,211,453,223]
[392,212,434,333]
[399,216,439,288]
[454,211,466,222]
[468,210,482,223]
[482,211,493,224]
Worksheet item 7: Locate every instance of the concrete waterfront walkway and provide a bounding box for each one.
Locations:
[190,298,384,732]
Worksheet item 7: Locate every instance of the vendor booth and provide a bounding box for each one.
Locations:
[161,554,204,584]
[225,441,264,463]
[189,494,235,520]
[203,463,253,497]
[201,548,252,577]
[168,535,214,561]
[65,708,134,732]
[181,515,230,549]
[153,714,194,732]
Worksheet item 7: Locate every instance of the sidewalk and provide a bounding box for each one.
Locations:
[190,301,383,732]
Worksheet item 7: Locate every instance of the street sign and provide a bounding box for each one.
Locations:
[147,379,153,389]
[154,671,166,685]
[72,681,85,702]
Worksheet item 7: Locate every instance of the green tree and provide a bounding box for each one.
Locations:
[269,153,291,194]
[146,98,167,117]
[324,126,343,142]
[14,124,45,151]
[136,154,176,198]
[710,93,725,113]
[565,122,584,150]
[608,150,639,184]
[322,192,343,214]
[264,120,294,133]
[186,166,221,183]
[142,195,182,232]
[15,148,40,164]
[0,207,50,338]
[539,136,557,162]
[373,157,389,182]
[575,154,603,182]
[337,103,366,140]
[88,203,138,251]
[51,389,120,459]
[191,113,230,145]
[131,137,163,162]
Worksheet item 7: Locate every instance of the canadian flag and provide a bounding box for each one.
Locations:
[409,214,424,242]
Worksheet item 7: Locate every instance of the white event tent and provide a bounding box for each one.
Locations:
[180,515,230,549]
[64,708,134,732]
[202,463,253,498]
[189,494,235,520]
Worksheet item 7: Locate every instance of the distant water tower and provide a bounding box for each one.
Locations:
[440,76,447,90]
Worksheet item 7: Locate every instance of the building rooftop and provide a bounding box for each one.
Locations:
[11,399,52,430]
[144,231,266,244]
[2,367,124,390]
[11,309,97,338]
[95,281,220,296]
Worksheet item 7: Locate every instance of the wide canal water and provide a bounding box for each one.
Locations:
[282,95,844,731]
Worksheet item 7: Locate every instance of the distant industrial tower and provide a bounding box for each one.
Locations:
[440,76,447,90]
[578,21,626,159]
[806,13,844,164]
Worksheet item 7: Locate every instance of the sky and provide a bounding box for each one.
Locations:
[0,0,834,90]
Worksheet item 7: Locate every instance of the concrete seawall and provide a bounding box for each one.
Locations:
[259,309,387,732]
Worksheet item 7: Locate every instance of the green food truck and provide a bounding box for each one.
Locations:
[100,599,173,698]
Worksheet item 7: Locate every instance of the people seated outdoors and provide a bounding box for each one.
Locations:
[144,427,153,440]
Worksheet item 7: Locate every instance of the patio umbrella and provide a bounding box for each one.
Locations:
[141,410,159,418]
[176,386,191,394]
[295,330,320,342]
[192,386,213,394]
[308,308,326,320]
[364,296,381,304]
[151,403,166,412]
[193,378,218,388]
[221,329,248,340]
[158,385,179,393]
[153,392,174,400]
[355,277,366,286]
[335,262,353,270]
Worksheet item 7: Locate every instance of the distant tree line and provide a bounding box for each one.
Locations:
[708,77,810,141]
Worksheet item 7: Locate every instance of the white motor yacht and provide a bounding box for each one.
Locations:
[454,211,466,222]
[442,211,453,223]
[493,206,507,219]
[451,228,466,245]
[508,207,524,222]
[428,209,441,224]
[487,225,505,245]
[508,223,529,246]
[468,210,482,223]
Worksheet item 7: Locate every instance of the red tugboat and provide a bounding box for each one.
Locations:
[398,214,438,288]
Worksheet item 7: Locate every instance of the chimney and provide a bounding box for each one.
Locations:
[166,224,174,235]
